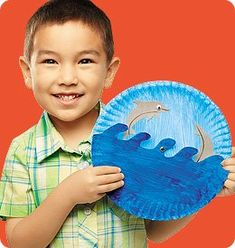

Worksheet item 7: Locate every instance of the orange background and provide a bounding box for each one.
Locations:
[0,0,234,247]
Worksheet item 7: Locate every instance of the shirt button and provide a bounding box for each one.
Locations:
[84,207,92,216]
[79,161,90,170]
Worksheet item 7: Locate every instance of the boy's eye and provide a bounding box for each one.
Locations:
[79,59,93,64]
[42,59,57,64]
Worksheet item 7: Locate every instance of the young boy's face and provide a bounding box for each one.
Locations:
[20,21,119,124]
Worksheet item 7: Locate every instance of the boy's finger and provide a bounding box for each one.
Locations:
[94,166,121,175]
[222,158,235,166]
[98,180,124,193]
[98,173,124,185]
[228,173,235,181]
[224,179,235,191]
[232,147,235,157]
[222,165,235,173]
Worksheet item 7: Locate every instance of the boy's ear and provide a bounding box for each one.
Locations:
[104,57,120,89]
[19,56,32,89]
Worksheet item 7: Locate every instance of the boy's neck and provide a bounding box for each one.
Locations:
[49,108,99,149]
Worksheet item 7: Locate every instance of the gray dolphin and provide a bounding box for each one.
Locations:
[126,101,169,136]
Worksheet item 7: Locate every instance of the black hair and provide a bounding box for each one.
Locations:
[24,0,114,63]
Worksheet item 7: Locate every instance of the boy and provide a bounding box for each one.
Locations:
[0,0,234,247]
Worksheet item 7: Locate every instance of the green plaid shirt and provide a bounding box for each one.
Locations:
[0,111,147,247]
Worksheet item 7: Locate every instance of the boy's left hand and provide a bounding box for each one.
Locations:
[218,147,235,197]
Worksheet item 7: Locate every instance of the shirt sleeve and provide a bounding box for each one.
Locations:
[0,139,37,221]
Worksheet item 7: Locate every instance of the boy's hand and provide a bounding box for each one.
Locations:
[63,166,124,206]
[218,147,235,197]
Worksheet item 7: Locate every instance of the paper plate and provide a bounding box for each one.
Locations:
[91,81,231,220]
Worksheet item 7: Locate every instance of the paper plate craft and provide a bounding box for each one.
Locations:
[91,81,231,220]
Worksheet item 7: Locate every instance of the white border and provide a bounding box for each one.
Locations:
[0,0,7,8]
[0,240,6,248]
[0,0,234,247]
[229,240,235,248]
[227,0,235,7]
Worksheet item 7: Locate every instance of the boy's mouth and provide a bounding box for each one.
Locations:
[53,93,84,101]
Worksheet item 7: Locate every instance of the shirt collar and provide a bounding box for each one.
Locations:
[36,111,64,163]
[36,101,103,163]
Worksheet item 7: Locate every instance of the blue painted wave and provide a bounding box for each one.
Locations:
[92,123,228,220]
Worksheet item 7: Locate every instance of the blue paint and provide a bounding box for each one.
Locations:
[93,81,232,159]
[92,124,228,220]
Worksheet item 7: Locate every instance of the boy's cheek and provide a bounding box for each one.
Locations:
[33,70,58,82]
[77,70,105,84]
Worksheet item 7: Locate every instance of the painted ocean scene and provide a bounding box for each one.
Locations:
[91,81,232,220]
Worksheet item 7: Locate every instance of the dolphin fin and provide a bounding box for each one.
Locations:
[195,124,213,162]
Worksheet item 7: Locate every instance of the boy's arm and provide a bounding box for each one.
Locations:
[6,179,75,248]
[144,215,195,243]
[6,166,124,248]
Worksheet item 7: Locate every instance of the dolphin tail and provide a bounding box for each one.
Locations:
[124,127,135,138]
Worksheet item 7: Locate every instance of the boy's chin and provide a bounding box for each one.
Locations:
[50,114,80,123]
[47,112,77,122]
[48,111,94,124]
[47,106,99,124]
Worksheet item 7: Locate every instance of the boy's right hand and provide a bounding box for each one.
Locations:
[63,166,124,206]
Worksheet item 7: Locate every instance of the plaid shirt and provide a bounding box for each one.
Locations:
[0,111,147,247]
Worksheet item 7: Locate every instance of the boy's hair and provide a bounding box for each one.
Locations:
[24,0,114,63]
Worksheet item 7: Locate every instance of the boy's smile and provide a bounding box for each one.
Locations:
[52,92,85,106]
[20,20,119,129]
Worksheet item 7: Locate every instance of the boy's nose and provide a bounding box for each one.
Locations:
[58,65,78,86]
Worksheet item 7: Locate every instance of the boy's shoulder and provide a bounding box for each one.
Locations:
[10,124,37,152]
[13,124,37,143]
[5,124,38,165]
[11,112,48,148]
[8,112,56,162]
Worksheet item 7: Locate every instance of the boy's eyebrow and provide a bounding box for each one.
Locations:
[37,49,101,57]
[78,50,101,56]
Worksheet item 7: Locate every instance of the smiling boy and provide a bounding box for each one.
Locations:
[0,0,235,248]
[23,20,117,148]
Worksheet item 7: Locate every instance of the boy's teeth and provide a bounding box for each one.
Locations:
[57,94,78,101]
